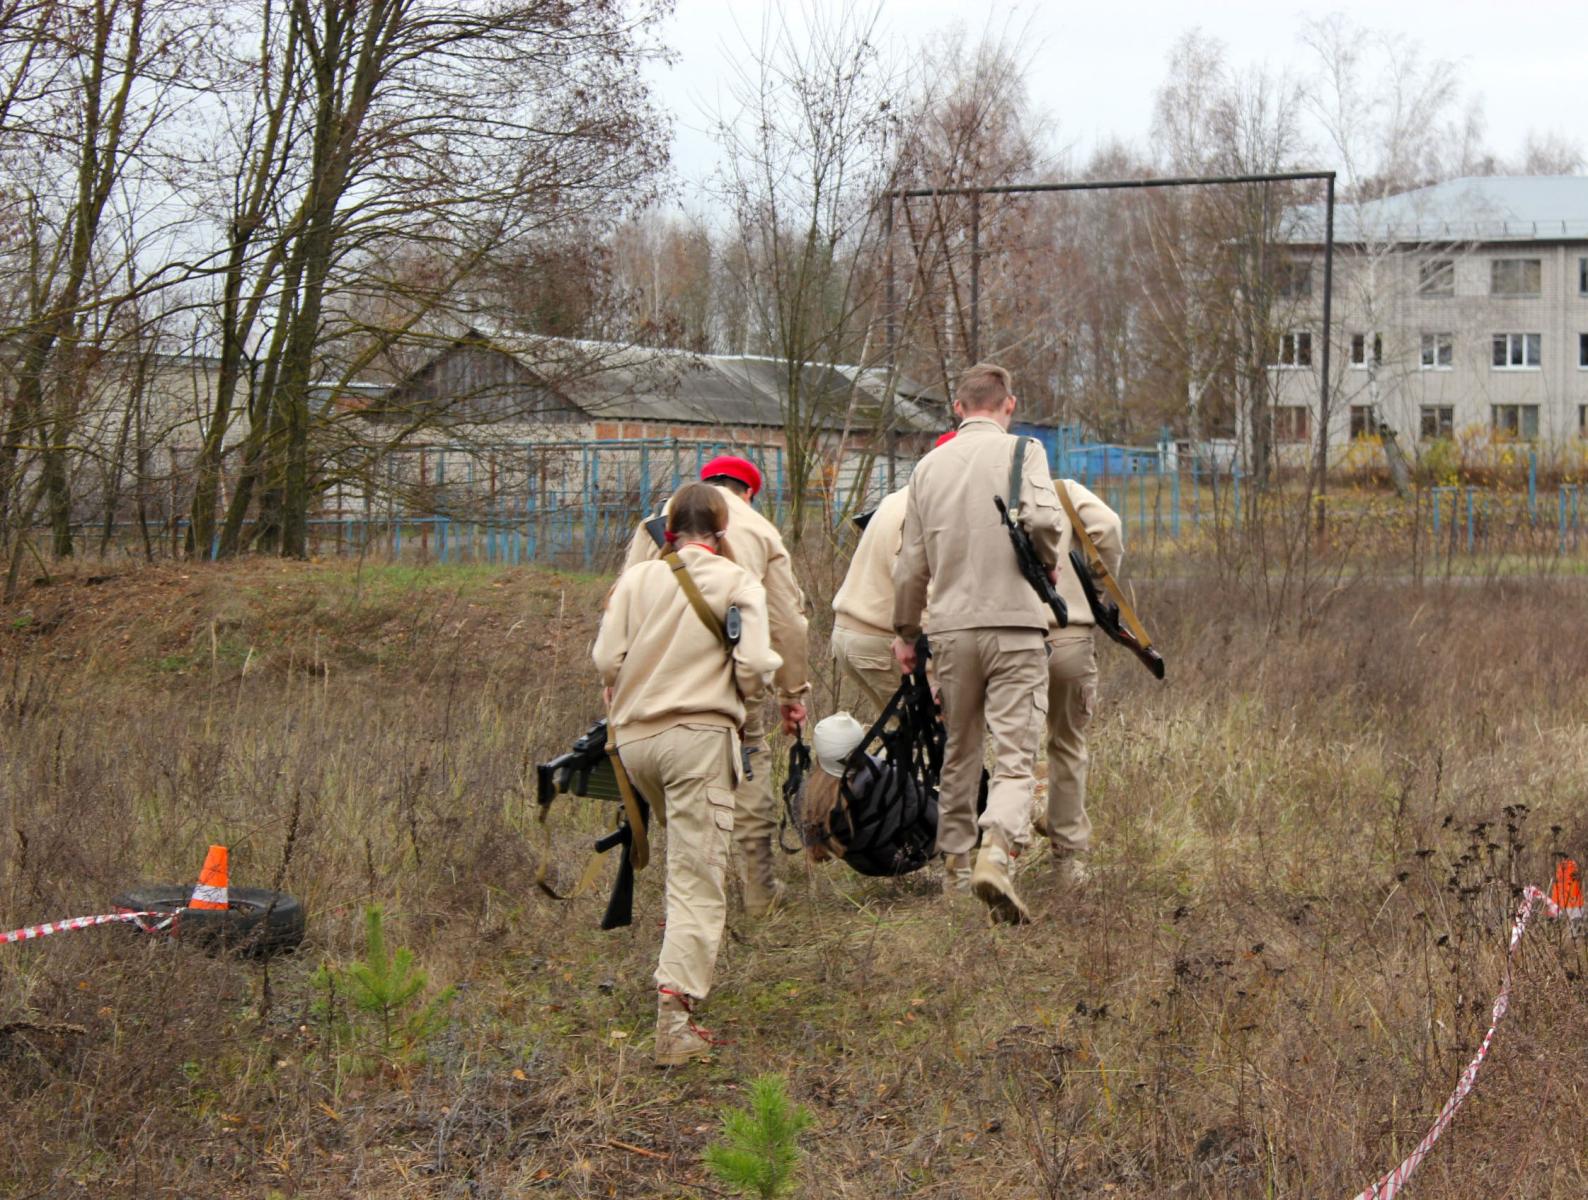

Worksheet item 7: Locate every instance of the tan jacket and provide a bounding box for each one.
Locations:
[622,485,810,703]
[832,486,909,639]
[893,418,1065,639]
[1052,480,1124,630]
[593,545,781,748]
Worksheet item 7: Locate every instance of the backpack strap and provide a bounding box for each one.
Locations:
[664,551,730,653]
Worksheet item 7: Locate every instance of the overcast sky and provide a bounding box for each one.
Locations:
[647,0,1588,194]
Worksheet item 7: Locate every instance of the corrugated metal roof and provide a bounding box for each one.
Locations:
[1285,175,1588,245]
[433,333,947,434]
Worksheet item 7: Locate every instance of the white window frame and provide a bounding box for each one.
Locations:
[1491,403,1540,440]
[1491,332,1542,371]
[1419,405,1454,441]
[1490,257,1542,298]
[1349,332,1382,370]
[1272,404,1310,443]
[1271,330,1313,369]
[1420,332,1454,370]
[1348,405,1377,439]
[1579,256,1588,296]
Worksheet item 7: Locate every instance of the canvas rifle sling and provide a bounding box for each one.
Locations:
[1007,436,1031,512]
[664,552,731,653]
[607,745,655,850]
[1056,483,1155,651]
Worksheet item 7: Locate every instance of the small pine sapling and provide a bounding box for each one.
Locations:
[703,1074,813,1199]
[313,905,454,1067]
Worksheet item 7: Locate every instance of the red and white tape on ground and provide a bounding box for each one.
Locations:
[1352,883,1564,1200]
[0,910,172,947]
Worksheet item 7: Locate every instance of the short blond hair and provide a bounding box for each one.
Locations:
[956,362,1013,412]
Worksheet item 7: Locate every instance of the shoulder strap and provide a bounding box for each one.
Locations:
[1007,436,1031,512]
[1055,482,1155,650]
[664,552,730,653]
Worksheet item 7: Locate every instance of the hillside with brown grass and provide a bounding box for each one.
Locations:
[3,559,1588,1198]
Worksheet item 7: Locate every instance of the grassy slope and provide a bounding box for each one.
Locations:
[2,560,1588,1198]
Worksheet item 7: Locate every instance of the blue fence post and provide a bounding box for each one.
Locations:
[1465,486,1476,554]
[640,442,651,511]
[1528,451,1538,523]
[438,454,448,562]
[1171,464,1181,539]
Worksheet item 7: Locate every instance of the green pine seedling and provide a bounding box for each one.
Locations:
[313,905,454,1067]
[703,1074,813,1199]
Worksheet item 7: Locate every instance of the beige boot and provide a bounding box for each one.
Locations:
[942,852,973,898]
[971,835,1030,925]
[738,837,786,919]
[1052,850,1092,886]
[654,989,712,1067]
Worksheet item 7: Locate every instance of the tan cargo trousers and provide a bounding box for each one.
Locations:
[931,627,1048,856]
[830,624,902,718]
[1044,628,1099,853]
[618,724,738,1001]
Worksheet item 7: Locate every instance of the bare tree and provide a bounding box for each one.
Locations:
[711,0,905,536]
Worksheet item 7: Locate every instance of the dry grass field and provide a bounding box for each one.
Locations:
[3,555,1588,1198]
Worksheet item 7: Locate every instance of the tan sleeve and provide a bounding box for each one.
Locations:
[1018,438,1065,566]
[730,579,781,706]
[761,537,811,702]
[591,574,632,686]
[1068,480,1124,577]
[891,481,929,640]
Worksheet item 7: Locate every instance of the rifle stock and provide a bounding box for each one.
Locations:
[1068,549,1165,679]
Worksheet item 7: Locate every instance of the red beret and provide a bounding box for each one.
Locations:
[934,430,958,449]
[700,454,763,499]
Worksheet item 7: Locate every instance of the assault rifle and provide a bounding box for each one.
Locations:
[535,719,652,931]
[993,496,1068,629]
[1068,550,1166,679]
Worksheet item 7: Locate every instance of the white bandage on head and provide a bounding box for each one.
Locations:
[812,712,867,777]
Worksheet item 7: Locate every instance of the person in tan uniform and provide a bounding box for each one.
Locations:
[594,483,781,1066]
[892,364,1065,923]
[1037,479,1124,883]
[830,433,957,717]
[621,456,810,918]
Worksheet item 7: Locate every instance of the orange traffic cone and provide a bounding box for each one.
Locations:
[1551,858,1583,921]
[189,844,229,910]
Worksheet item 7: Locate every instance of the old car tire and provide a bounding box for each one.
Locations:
[111,885,306,956]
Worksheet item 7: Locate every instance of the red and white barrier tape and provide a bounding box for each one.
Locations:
[0,910,173,947]
[1352,883,1563,1200]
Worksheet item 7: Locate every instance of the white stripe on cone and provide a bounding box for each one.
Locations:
[190,883,228,905]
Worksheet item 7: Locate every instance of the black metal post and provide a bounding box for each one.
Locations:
[1316,173,1336,533]
[969,192,981,363]
[883,195,897,491]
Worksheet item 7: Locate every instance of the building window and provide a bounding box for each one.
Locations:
[1420,333,1454,370]
[1491,332,1542,369]
[1349,405,1377,438]
[1580,257,1588,295]
[1580,404,1587,437]
[1349,332,1382,369]
[1490,257,1542,297]
[1419,259,1455,296]
[1420,405,1454,440]
[1579,332,1588,368]
[1491,404,1540,440]
[1273,405,1310,443]
[1274,260,1312,299]
[1270,331,1312,368]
